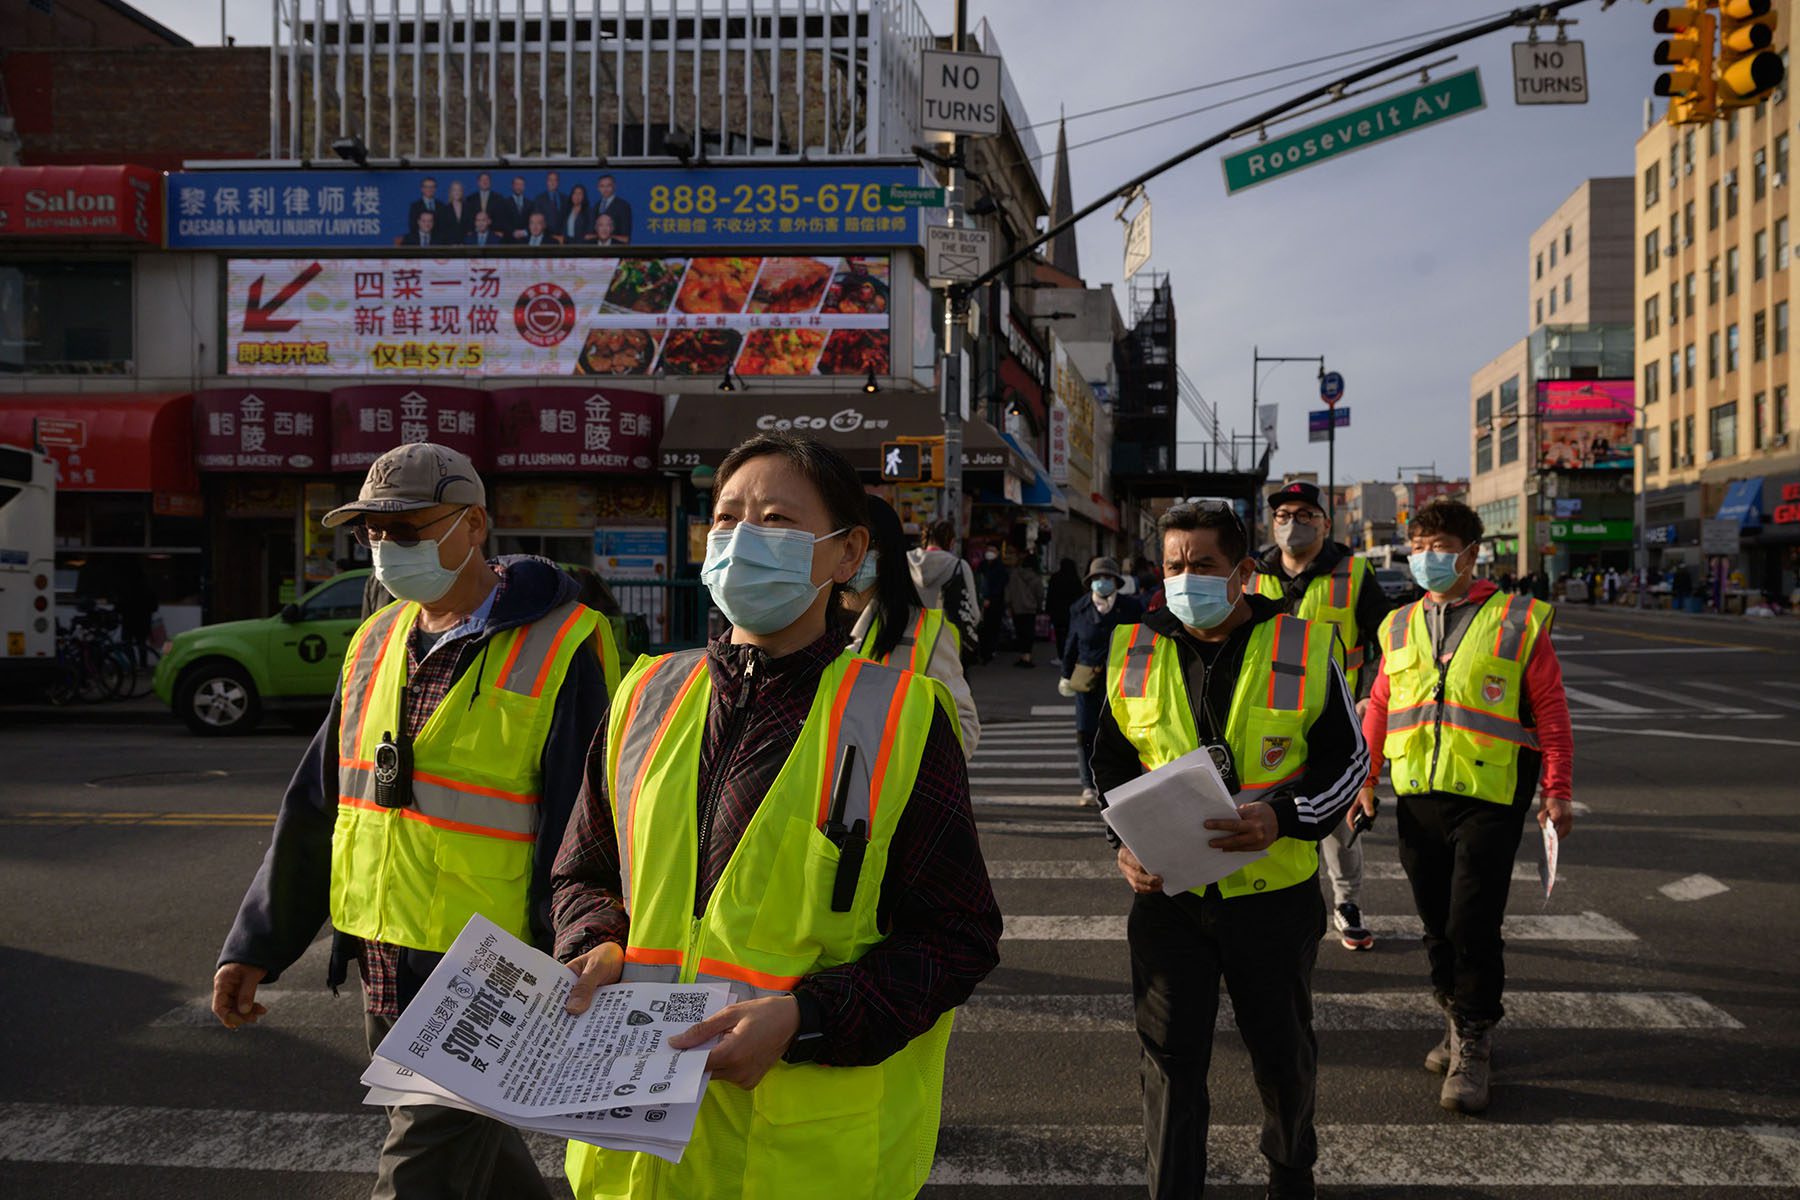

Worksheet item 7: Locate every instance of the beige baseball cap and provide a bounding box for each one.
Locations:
[322,442,486,528]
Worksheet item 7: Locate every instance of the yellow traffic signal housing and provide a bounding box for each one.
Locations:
[1655,5,1718,125]
[1717,0,1784,108]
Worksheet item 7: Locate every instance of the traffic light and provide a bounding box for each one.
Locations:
[880,441,922,482]
[1654,4,1717,125]
[1716,0,1784,108]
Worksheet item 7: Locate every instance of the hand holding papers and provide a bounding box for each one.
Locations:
[363,914,729,1163]
[1102,747,1272,895]
[1540,818,1560,902]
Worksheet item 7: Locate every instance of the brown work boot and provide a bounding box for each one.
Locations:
[1424,994,1454,1075]
[1440,1018,1495,1113]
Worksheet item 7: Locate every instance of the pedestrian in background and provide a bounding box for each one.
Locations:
[552,432,1000,1197]
[1007,550,1045,668]
[909,519,982,658]
[211,444,620,1199]
[1046,557,1084,667]
[1253,480,1392,953]
[1058,557,1141,806]
[1360,499,1574,1115]
[1093,502,1367,1200]
[845,495,981,753]
[976,543,1011,663]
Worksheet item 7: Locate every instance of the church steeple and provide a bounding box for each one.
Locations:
[1047,114,1081,281]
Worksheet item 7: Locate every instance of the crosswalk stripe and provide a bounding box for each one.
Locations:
[1570,722,1800,748]
[1562,685,1657,715]
[1684,679,1800,710]
[969,775,1082,788]
[1589,678,1751,714]
[1029,704,1073,716]
[10,1104,1791,1187]
[1659,872,1731,901]
[981,859,1554,883]
[975,820,1097,836]
[1002,911,1634,941]
[971,794,1089,809]
[928,1121,1800,1187]
[971,748,1078,758]
[955,990,1741,1033]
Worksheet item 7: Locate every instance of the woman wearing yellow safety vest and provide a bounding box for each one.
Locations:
[843,494,981,754]
[550,432,1002,1200]
[1090,502,1368,1200]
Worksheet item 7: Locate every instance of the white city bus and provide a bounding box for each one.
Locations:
[0,444,58,691]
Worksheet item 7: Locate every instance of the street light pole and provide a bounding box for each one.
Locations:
[1250,349,1326,549]
[938,0,969,535]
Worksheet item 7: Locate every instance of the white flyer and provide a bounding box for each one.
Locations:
[1101,746,1269,895]
[371,914,728,1120]
[1540,817,1560,902]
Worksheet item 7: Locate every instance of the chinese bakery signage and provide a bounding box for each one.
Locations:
[225,255,891,379]
[490,387,659,474]
[193,388,330,471]
[329,386,489,471]
[0,165,161,242]
[167,166,923,250]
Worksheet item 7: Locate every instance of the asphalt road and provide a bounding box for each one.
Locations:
[2,603,1798,1198]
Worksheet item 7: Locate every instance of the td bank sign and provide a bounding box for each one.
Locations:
[1549,519,1633,542]
[1221,69,1487,195]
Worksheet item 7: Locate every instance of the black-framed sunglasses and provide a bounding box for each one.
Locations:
[1181,498,1248,534]
[350,506,469,549]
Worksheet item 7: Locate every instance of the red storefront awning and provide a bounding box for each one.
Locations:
[194,388,331,472]
[0,166,163,243]
[330,386,490,472]
[0,393,197,492]
[490,387,660,474]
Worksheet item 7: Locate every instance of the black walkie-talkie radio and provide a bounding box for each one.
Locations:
[374,730,413,808]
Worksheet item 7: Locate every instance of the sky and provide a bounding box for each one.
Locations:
[136,0,1659,488]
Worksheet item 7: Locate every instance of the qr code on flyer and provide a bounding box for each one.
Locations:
[660,991,710,1025]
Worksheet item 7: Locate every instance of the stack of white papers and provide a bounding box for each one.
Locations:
[1101,746,1269,895]
[362,914,728,1163]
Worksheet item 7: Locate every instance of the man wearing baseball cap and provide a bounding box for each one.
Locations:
[1253,480,1394,954]
[212,443,623,1198]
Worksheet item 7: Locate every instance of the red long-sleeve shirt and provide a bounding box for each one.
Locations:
[1362,580,1573,801]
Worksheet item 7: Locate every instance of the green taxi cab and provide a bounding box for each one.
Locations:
[153,571,370,735]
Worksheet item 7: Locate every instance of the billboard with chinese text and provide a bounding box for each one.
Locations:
[225,255,891,379]
[1536,380,1634,471]
[169,166,922,250]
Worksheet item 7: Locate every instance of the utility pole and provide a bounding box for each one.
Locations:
[1250,349,1325,550]
[938,0,969,533]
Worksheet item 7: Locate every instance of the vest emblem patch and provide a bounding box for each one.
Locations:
[1482,674,1506,704]
[1261,736,1292,770]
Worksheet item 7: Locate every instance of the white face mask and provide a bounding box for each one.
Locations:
[701,522,846,635]
[371,509,474,604]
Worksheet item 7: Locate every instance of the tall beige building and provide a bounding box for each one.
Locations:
[1636,20,1800,598]
[1469,178,1634,579]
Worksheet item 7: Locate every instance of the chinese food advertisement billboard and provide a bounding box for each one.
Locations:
[225,255,890,379]
[1536,380,1634,471]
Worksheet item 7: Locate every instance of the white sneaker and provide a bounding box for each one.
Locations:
[1080,787,1098,807]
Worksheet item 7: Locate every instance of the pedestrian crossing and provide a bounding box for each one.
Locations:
[1561,675,1797,721]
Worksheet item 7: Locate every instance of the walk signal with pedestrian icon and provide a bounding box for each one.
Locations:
[1717,0,1784,108]
[881,441,922,482]
[1654,3,1717,125]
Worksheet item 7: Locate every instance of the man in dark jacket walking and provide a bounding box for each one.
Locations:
[1059,557,1142,805]
[211,444,616,1200]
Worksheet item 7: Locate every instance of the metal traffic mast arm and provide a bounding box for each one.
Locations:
[948,0,1604,300]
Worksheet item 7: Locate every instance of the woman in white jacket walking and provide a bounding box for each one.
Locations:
[847,500,981,755]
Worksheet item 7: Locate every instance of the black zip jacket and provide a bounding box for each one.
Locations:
[217,555,610,1005]
[1091,596,1369,847]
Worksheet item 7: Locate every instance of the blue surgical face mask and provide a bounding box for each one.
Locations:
[1410,548,1467,594]
[848,549,879,593]
[1090,577,1117,598]
[702,521,846,635]
[371,509,473,604]
[1164,570,1240,630]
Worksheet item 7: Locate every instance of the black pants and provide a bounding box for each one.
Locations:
[1395,790,1531,1023]
[364,1011,552,1200]
[1014,611,1037,655]
[979,599,1007,660]
[1128,880,1326,1199]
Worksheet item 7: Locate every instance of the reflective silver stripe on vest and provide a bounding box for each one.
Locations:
[1268,615,1308,711]
[1387,604,1414,652]
[823,661,910,833]
[1494,595,1533,662]
[611,650,708,914]
[1382,702,1538,749]
[890,609,934,673]
[340,764,539,836]
[1120,626,1155,697]
[1344,645,1366,671]
[621,962,681,984]
[495,600,586,695]
[1330,558,1353,608]
[340,605,407,747]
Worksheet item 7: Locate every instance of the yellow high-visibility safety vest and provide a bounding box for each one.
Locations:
[331,598,602,952]
[1377,591,1552,805]
[1255,555,1372,692]
[854,606,963,745]
[1105,614,1336,897]
[566,648,952,1200]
